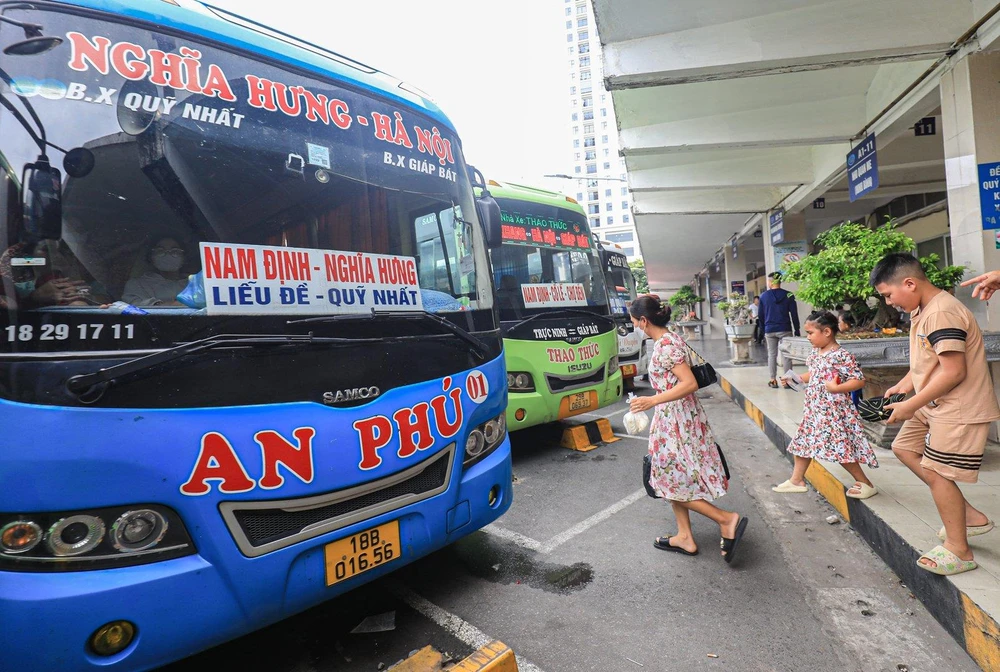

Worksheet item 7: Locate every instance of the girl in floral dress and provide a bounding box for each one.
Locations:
[628,297,749,564]
[773,312,879,498]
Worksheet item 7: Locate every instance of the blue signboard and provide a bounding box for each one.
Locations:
[769,209,784,245]
[847,134,879,202]
[978,161,1000,230]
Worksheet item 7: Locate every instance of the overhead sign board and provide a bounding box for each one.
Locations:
[847,134,879,202]
[769,209,784,245]
[812,198,825,209]
[914,117,936,136]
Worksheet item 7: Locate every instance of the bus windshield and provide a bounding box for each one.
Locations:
[603,252,637,317]
[0,8,493,354]
[491,197,608,323]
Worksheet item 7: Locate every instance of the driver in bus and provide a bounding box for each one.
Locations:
[0,238,109,308]
[122,236,191,307]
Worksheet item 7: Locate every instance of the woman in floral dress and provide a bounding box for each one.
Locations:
[628,296,749,563]
[772,312,879,498]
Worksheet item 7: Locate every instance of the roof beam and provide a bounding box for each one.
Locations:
[633,186,795,215]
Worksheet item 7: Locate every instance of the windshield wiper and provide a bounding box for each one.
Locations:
[65,333,351,402]
[507,308,616,331]
[288,310,490,361]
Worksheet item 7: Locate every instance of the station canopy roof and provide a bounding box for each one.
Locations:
[593,0,1000,287]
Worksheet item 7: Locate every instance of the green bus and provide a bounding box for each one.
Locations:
[485,181,622,430]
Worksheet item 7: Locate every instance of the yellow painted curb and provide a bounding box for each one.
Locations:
[963,593,1000,671]
[452,640,518,671]
[719,377,732,397]
[743,399,764,430]
[805,461,850,522]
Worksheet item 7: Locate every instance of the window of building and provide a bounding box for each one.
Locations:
[872,192,948,225]
[590,217,600,228]
[569,59,575,68]
[568,46,574,55]
[572,99,578,107]
[586,163,597,174]
[603,188,611,197]
[621,200,628,209]
[576,192,584,201]
[584,137,595,148]
[621,186,628,195]
[917,235,953,267]
[569,86,577,95]
[601,121,608,130]
[580,55,591,67]
[573,139,580,148]
[566,6,572,14]
[574,166,581,174]
[601,108,607,117]
[577,17,588,27]
[603,162,611,169]
[566,20,573,29]
[582,97,593,108]
[622,247,634,257]
[605,202,613,211]
[572,126,579,134]
[571,112,578,121]
[567,33,573,42]
[622,214,630,223]
[602,135,609,144]
[606,216,614,225]
[607,232,633,243]
[588,204,600,214]
[585,150,596,160]
[603,148,610,156]
[601,94,606,102]
[580,70,592,81]
[577,3,587,14]
[588,190,599,201]
[578,30,589,41]
[574,152,580,160]
[583,123,594,134]
[583,110,594,120]
[579,43,589,53]
[581,85,592,95]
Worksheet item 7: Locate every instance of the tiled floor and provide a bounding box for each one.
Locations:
[691,335,1000,621]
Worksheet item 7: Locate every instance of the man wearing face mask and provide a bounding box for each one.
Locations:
[122,237,189,307]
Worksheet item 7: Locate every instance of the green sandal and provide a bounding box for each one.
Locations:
[917,545,977,576]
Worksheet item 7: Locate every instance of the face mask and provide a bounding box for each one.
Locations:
[152,253,183,273]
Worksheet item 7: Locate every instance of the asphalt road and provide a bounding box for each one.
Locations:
[165,381,979,672]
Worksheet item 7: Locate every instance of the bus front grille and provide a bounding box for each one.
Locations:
[219,445,454,557]
[545,366,606,393]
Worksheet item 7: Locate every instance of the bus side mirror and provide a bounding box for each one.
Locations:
[476,193,502,248]
[23,157,62,241]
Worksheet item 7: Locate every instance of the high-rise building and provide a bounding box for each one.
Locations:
[563,0,641,260]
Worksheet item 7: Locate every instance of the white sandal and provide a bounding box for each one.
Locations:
[772,479,808,493]
[937,520,994,541]
[846,482,878,499]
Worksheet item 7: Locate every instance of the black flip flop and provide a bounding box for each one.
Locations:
[653,536,698,556]
[767,380,779,389]
[720,517,749,565]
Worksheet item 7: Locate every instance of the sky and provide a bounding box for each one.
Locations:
[207,0,572,192]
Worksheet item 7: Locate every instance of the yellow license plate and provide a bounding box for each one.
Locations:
[324,520,400,586]
[621,364,637,377]
[568,392,591,411]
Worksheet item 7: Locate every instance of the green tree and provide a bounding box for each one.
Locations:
[629,259,649,294]
[782,221,966,328]
[668,285,703,318]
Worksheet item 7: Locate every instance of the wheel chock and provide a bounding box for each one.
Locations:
[560,418,620,452]
[388,641,517,671]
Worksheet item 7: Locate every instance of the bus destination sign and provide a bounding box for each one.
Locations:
[500,210,591,251]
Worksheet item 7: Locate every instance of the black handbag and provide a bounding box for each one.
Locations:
[642,443,730,499]
[687,346,718,389]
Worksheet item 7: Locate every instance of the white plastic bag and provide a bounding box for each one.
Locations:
[623,393,650,435]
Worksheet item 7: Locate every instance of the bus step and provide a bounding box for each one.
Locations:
[560,418,619,452]
[389,640,517,671]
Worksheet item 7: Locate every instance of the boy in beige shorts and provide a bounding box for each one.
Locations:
[871,253,1000,576]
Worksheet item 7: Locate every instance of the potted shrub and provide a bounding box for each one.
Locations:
[668,285,704,321]
[718,293,755,339]
[781,220,966,332]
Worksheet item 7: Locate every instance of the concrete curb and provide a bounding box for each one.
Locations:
[559,418,619,452]
[389,640,517,671]
[717,372,1000,671]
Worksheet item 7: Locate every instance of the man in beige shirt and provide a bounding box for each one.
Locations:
[872,254,1000,576]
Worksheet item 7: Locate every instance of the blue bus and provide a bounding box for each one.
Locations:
[0,1,511,669]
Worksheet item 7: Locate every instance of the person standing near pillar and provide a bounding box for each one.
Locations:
[759,272,800,388]
[750,296,763,344]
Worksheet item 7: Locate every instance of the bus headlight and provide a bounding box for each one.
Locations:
[464,412,507,467]
[0,505,194,571]
[617,324,629,336]
[609,355,619,372]
[507,371,535,392]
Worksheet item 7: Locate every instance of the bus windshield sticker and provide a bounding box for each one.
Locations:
[499,210,592,251]
[200,243,423,315]
[306,143,331,169]
[520,282,588,308]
